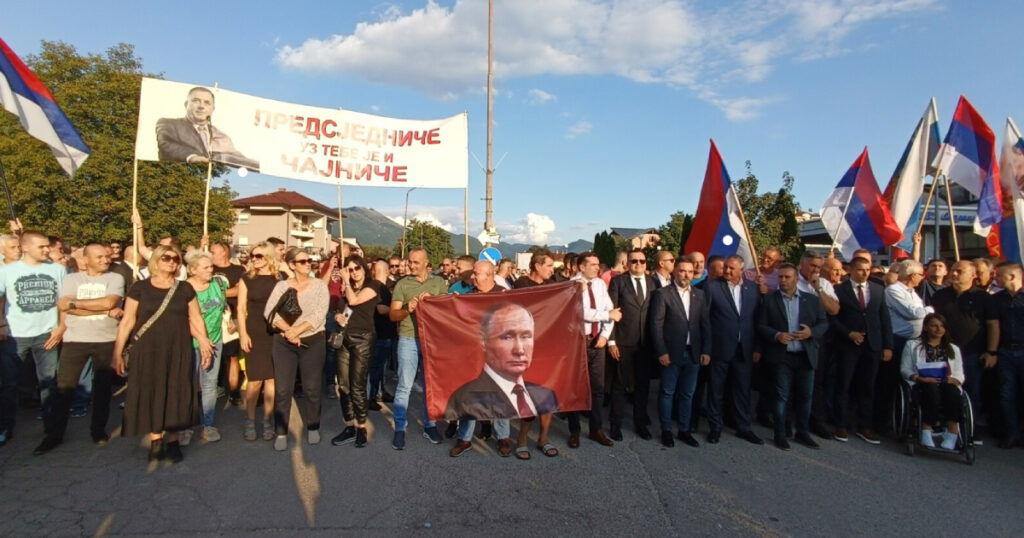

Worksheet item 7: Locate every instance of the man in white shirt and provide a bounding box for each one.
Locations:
[877,259,930,434]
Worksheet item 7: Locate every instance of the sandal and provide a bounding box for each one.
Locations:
[243,419,257,441]
[262,420,276,441]
[537,443,559,457]
[515,446,531,460]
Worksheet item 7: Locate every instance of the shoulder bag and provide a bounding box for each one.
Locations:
[122,279,180,370]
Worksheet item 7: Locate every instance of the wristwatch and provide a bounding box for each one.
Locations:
[69,301,77,310]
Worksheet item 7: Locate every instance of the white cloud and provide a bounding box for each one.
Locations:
[276,0,936,121]
[387,212,455,232]
[502,213,558,244]
[527,88,557,105]
[565,120,592,140]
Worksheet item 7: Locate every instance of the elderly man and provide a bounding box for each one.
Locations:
[745,247,783,293]
[651,250,675,289]
[877,259,930,433]
[155,86,259,170]
[0,234,21,266]
[689,251,708,286]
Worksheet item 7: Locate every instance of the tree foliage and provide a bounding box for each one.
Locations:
[592,231,617,267]
[360,244,393,261]
[393,218,454,266]
[656,211,694,256]
[733,162,803,262]
[0,41,235,247]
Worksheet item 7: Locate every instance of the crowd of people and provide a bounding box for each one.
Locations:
[1,218,1022,465]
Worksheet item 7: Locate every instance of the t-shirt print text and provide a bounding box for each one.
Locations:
[15,274,58,312]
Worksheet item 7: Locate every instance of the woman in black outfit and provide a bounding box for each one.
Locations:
[330,256,380,448]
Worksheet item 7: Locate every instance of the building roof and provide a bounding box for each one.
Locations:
[232,189,337,217]
[610,227,658,239]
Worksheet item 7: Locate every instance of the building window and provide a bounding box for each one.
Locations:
[238,211,249,223]
[238,236,249,246]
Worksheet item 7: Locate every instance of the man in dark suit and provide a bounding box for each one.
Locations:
[831,256,893,445]
[156,86,260,171]
[607,248,657,440]
[649,258,711,447]
[704,255,764,445]
[445,303,558,421]
[757,263,829,450]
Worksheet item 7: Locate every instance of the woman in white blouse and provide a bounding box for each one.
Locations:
[900,313,965,450]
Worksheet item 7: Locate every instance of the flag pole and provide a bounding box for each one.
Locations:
[336,183,344,255]
[132,158,139,262]
[828,187,858,257]
[464,186,470,255]
[202,161,212,250]
[729,184,760,275]
[914,171,942,237]
[943,174,961,261]
[0,159,18,223]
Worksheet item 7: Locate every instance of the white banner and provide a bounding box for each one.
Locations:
[134,78,468,188]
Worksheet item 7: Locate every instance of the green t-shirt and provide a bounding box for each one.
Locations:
[193,275,227,348]
[392,274,448,338]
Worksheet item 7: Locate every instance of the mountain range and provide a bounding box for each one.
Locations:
[335,206,593,258]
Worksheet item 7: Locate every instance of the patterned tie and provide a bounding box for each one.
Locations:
[513,384,534,418]
[857,283,866,310]
[588,281,599,338]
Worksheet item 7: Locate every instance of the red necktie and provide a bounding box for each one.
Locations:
[857,284,866,310]
[513,384,534,418]
[588,281,599,338]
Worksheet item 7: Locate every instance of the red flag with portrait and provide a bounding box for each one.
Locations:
[418,281,590,421]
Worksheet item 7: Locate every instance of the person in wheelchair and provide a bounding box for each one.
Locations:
[900,313,965,450]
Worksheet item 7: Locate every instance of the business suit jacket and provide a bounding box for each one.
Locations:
[155,117,259,170]
[648,284,711,365]
[756,290,829,369]
[608,272,656,347]
[444,371,559,421]
[704,277,762,362]
[832,279,894,353]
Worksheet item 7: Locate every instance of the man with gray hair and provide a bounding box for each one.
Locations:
[0,234,20,266]
[877,258,931,433]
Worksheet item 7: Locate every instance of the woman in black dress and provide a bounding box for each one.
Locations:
[113,244,213,463]
[237,242,279,441]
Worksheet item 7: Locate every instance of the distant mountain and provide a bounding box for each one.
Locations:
[334,206,592,256]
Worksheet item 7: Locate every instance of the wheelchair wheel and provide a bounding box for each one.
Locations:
[960,391,975,445]
[893,382,911,440]
[905,440,915,456]
[964,445,976,465]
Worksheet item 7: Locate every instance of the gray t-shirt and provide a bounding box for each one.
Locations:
[61,271,125,343]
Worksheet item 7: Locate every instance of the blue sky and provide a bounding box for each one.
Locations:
[4,0,1024,246]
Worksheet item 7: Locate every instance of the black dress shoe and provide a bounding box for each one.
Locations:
[33,437,61,456]
[92,432,110,446]
[476,422,493,440]
[368,400,382,411]
[568,432,580,449]
[707,431,721,444]
[811,424,835,441]
[661,431,675,448]
[677,431,699,447]
[774,436,791,451]
[382,392,395,403]
[444,422,458,439]
[737,430,765,445]
[635,425,652,440]
[609,426,623,442]
[794,432,820,449]
[165,441,184,463]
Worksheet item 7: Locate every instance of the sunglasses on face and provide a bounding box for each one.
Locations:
[389,264,400,268]
[160,254,181,264]
[293,259,311,265]
[251,253,265,260]
[346,266,362,271]
[629,259,646,264]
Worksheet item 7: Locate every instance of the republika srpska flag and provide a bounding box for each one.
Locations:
[821,148,902,260]
[991,118,1024,262]
[0,38,89,176]
[933,96,1002,243]
[683,139,754,267]
[882,98,941,253]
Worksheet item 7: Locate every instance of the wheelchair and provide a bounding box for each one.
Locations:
[892,379,976,465]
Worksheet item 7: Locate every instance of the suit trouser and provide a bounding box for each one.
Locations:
[707,348,753,433]
[569,342,605,434]
[835,343,880,429]
[44,341,114,441]
[754,360,775,421]
[873,335,907,432]
[336,330,374,425]
[272,334,325,435]
[773,351,814,438]
[608,344,652,429]
[659,350,699,432]
[689,363,710,431]
[810,340,836,430]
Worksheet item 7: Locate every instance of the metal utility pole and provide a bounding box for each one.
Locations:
[483,0,496,242]
[402,187,417,257]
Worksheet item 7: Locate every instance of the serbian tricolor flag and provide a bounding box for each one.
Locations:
[683,139,754,266]
[933,96,1002,234]
[0,38,89,176]
[991,118,1024,262]
[882,98,941,254]
[821,148,902,260]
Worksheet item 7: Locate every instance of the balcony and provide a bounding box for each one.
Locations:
[290,222,315,239]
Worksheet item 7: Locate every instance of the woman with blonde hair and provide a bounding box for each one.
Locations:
[113,244,213,463]
[237,242,280,441]
[180,250,228,446]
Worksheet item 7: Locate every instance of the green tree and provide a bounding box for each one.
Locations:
[360,244,393,261]
[733,162,803,263]
[0,41,235,247]
[394,218,453,266]
[592,231,617,267]
[656,211,694,256]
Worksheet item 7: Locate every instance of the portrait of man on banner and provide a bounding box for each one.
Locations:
[155,86,260,172]
[418,281,590,422]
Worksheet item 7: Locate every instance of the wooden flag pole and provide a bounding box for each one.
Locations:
[828,186,857,258]
[336,183,344,254]
[729,184,760,276]
[914,171,943,237]
[943,174,961,261]
[132,158,140,262]
[202,160,212,250]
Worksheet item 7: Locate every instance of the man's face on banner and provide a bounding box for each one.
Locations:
[185,89,215,125]
[482,305,535,382]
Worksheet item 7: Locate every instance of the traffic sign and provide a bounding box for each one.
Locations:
[478,247,502,264]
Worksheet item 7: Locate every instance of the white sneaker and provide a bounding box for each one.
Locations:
[919,430,935,448]
[274,435,287,451]
[203,426,221,442]
[179,429,194,447]
[308,429,321,445]
[941,432,958,450]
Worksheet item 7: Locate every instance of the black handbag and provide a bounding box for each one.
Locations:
[266,287,302,330]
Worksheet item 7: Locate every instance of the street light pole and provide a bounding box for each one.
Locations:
[483,0,495,241]
[402,187,418,257]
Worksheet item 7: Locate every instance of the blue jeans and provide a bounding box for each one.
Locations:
[999,349,1024,439]
[14,333,59,420]
[393,336,434,432]
[774,352,815,437]
[195,340,224,428]
[368,337,394,402]
[457,418,511,441]
[659,352,700,433]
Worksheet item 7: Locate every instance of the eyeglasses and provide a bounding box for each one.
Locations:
[389,264,400,268]
[160,254,181,264]
[346,266,362,271]
[629,259,646,264]
[662,258,675,263]
[293,259,311,265]
[251,253,265,260]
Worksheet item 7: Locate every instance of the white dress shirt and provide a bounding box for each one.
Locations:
[797,274,838,301]
[886,281,932,338]
[655,272,671,288]
[727,279,743,311]
[852,280,871,305]
[675,283,691,345]
[483,364,537,417]
[573,274,615,339]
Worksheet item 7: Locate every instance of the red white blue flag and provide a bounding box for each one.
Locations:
[0,38,89,176]
[882,98,941,253]
[821,148,902,260]
[933,95,1002,231]
[683,139,754,266]
[991,118,1024,262]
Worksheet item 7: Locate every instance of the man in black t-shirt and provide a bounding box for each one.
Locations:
[211,242,246,405]
[369,259,396,408]
[916,259,947,307]
[929,261,999,425]
[514,251,555,289]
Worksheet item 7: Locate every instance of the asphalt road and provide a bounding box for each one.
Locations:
[1,387,1023,537]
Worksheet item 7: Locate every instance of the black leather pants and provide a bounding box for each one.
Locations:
[336,330,374,424]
